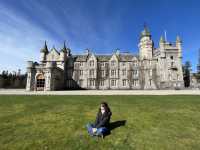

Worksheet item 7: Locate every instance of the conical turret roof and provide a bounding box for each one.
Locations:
[40,41,48,53]
[61,41,71,53]
[140,25,151,38]
[160,36,165,43]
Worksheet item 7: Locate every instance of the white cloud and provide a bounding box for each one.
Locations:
[0,3,59,73]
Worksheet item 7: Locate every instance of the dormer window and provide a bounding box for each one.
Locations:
[76,62,80,68]
[101,62,105,67]
[89,60,94,66]
[133,61,138,66]
[111,60,115,66]
[122,69,126,76]
[89,69,94,76]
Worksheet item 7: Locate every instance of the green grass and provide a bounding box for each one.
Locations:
[0,95,200,150]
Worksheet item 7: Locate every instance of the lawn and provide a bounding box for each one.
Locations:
[0,95,200,150]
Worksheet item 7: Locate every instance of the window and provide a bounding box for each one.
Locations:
[169,74,171,80]
[79,70,83,76]
[89,79,95,86]
[101,70,105,77]
[133,70,138,76]
[100,80,104,86]
[80,62,83,66]
[111,79,116,86]
[101,62,105,67]
[122,62,126,66]
[76,63,80,68]
[170,56,174,60]
[149,69,152,76]
[89,60,94,66]
[133,79,138,86]
[111,70,114,76]
[89,69,94,76]
[149,79,152,86]
[171,62,174,67]
[149,60,152,66]
[111,70,116,76]
[122,79,126,86]
[133,61,138,66]
[111,60,115,66]
[122,69,126,76]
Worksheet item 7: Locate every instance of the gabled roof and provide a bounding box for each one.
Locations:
[73,55,88,61]
[119,54,138,61]
[73,53,138,62]
[50,47,60,55]
[96,55,112,61]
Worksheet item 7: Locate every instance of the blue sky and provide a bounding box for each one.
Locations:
[0,0,199,73]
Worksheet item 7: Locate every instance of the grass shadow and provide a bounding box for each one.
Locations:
[104,120,126,137]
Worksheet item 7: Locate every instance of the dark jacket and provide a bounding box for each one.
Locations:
[94,111,112,128]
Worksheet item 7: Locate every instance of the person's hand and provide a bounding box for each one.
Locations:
[92,128,97,133]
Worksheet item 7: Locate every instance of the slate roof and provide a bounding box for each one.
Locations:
[73,53,138,62]
[73,55,88,61]
[119,54,134,61]
[96,55,112,61]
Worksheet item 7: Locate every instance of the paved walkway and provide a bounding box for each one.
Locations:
[0,89,200,95]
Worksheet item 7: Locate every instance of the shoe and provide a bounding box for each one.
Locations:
[101,134,104,139]
[99,134,104,139]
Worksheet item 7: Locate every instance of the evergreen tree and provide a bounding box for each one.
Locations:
[183,61,191,87]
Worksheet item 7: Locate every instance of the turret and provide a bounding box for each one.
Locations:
[115,48,120,55]
[60,41,67,61]
[197,48,200,74]
[61,41,71,57]
[40,41,48,62]
[138,26,153,59]
[85,48,90,56]
[159,36,165,57]
[176,36,182,58]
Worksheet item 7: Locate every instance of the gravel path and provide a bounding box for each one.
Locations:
[0,89,200,95]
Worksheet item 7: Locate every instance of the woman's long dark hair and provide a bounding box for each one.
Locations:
[98,101,112,115]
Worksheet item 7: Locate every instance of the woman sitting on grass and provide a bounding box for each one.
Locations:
[86,102,112,138]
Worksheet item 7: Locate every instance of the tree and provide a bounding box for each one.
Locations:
[0,69,27,89]
[0,75,4,88]
[183,61,191,87]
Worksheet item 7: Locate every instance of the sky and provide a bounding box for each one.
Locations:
[0,0,200,73]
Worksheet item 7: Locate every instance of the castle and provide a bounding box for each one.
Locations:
[26,27,184,91]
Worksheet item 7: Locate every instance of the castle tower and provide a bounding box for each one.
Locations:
[197,48,200,74]
[159,36,165,58]
[40,41,48,62]
[60,41,68,61]
[61,41,71,57]
[138,26,153,60]
[176,36,182,58]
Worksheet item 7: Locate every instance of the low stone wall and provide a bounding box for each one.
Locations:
[0,89,200,95]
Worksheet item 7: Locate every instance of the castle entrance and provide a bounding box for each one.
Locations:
[36,74,45,91]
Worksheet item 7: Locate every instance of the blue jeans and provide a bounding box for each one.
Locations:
[86,123,109,136]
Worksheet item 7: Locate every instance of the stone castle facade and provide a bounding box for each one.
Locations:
[26,27,184,91]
